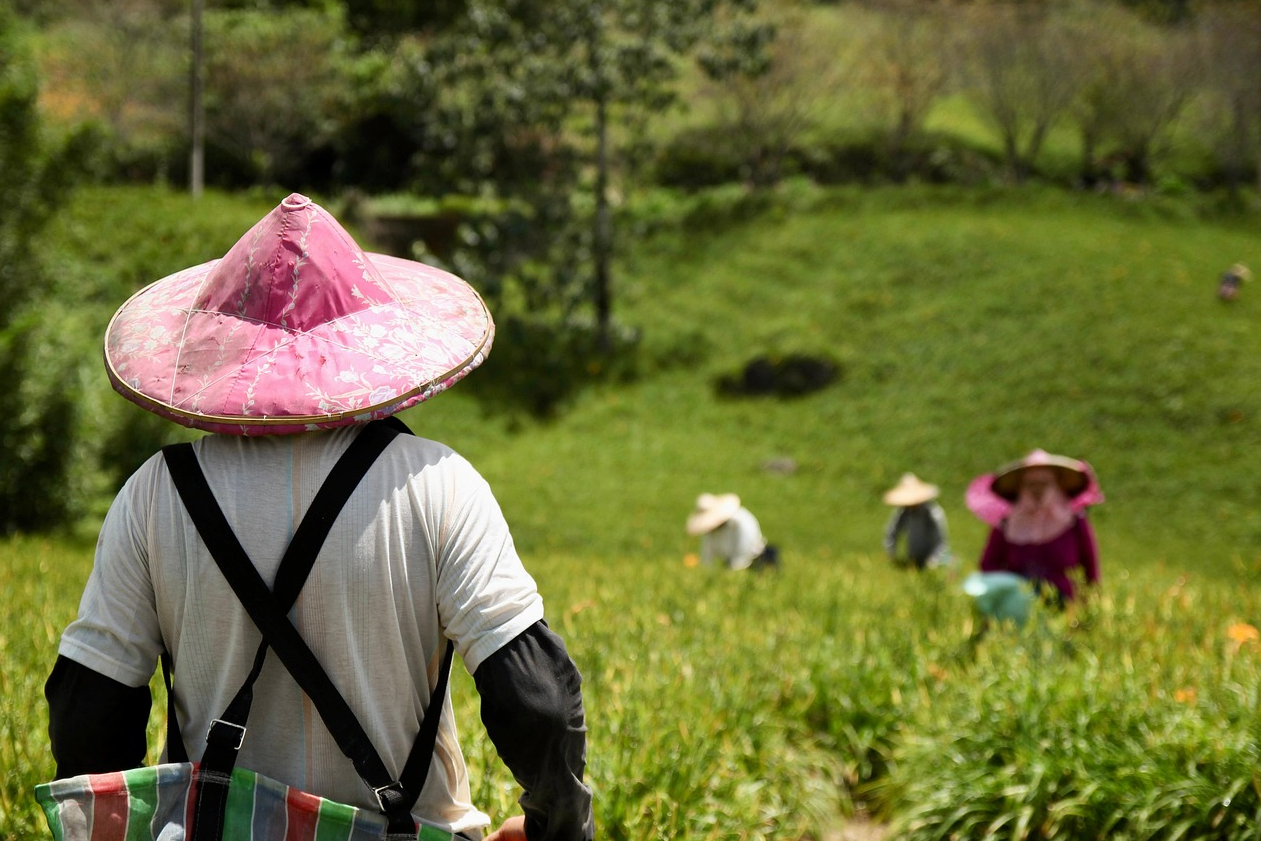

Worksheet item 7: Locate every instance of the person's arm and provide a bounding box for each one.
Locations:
[1076,516,1100,585]
[928,504,951,566]
[978,525,1008,572]
[883,509,904,558]
[45,654,152,778]
[474,621,594,841]
[48,458,166,779]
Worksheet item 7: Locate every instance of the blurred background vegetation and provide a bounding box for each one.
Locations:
[1,0,1260,538]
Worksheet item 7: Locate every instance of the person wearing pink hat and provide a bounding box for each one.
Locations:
[43,196,592,841]
[974,449,1101,605]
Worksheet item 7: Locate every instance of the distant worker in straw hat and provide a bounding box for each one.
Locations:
[882,473,952,570]
[1218,263,1251,301]
[969,449,1102,606]
[687,493,779,571]
[44,195,592,841]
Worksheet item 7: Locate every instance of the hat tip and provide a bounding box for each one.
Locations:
[282,193,313,210]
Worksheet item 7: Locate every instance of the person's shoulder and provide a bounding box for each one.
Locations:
[385,431,490,486]
[389,429,464,462]
[127,448,177,488]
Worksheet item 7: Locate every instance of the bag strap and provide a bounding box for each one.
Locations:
[162,418,452,835]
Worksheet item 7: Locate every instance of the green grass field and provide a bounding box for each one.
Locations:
[4,183,1261,839]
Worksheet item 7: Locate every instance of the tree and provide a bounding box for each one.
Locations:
[34,0,185,175]
[0,6,97,532]
[202,6,351,185]
[1070,3,1198,186]
[852,0,954,176]
[1195,1,1261,199]
[957,2,1084,182]
[339,0,469,37]
[696,4,837,188]
[420,0,765,354]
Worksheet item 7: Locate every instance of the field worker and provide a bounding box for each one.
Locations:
[686,493,779,570]
[1217,262,1251,301]
[974,449,1101,606]
[881,473,952,570]
[43,195,593,841]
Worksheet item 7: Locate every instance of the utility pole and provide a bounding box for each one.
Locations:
[190,0,205,198]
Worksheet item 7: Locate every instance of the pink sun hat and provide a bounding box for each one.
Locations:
[965,449,1104,526]
[104,193,494,435]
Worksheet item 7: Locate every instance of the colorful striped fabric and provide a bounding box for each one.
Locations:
[35,764,457,841]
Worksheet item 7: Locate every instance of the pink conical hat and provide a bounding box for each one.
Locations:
[965,449,1104,527]
[104,193,494,435]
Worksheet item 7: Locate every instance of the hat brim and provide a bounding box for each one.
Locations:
[967,466,1104,527]
[686,495,741,536]
[105,253,493,435]
[883,484,939,506]
[990,455,1089,501]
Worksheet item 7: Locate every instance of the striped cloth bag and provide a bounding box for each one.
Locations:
[35,763,459,841]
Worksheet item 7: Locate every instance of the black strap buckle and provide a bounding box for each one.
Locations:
[206,719,247,750]
[373,780,409,815]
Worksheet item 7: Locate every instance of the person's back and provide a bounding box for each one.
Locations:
[701,506,766,570]
[886,503,947,568]
[46,194,593,841]
[63,428,539,830]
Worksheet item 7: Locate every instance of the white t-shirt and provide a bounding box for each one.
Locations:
[58,426,545,836]
[699,507,766,570]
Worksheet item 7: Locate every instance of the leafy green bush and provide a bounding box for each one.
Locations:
[0,309,87,531]
[465,312,643,419]
[653,125,757,190]
[0,7,102,533]
[794,133,1007,187]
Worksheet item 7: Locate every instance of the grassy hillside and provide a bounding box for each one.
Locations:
[37,183,1261,579]
[395,184,1261,583]
[27,182,1261,580]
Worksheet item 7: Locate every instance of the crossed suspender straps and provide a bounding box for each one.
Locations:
[160,418,455,839]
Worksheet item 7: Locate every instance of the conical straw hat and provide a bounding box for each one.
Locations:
[104,193,493,435]
[686,493,741,536]
[882,473,939,506]
[989,449,1089,501]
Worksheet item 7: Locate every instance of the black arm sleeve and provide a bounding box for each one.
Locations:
[473,621,594,841]
[46,654,153,779]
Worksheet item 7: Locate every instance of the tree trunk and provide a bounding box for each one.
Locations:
[1256,135,1261,199]
[1003,133,1024,184]
[1125,145,1151,187]
[1079,128,1097,188]
[189,0,204,199]
[593,90,612,354]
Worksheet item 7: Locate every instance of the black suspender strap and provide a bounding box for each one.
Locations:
[193,420,407,779]
[161,419,453,838]
[397,637,455,806]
